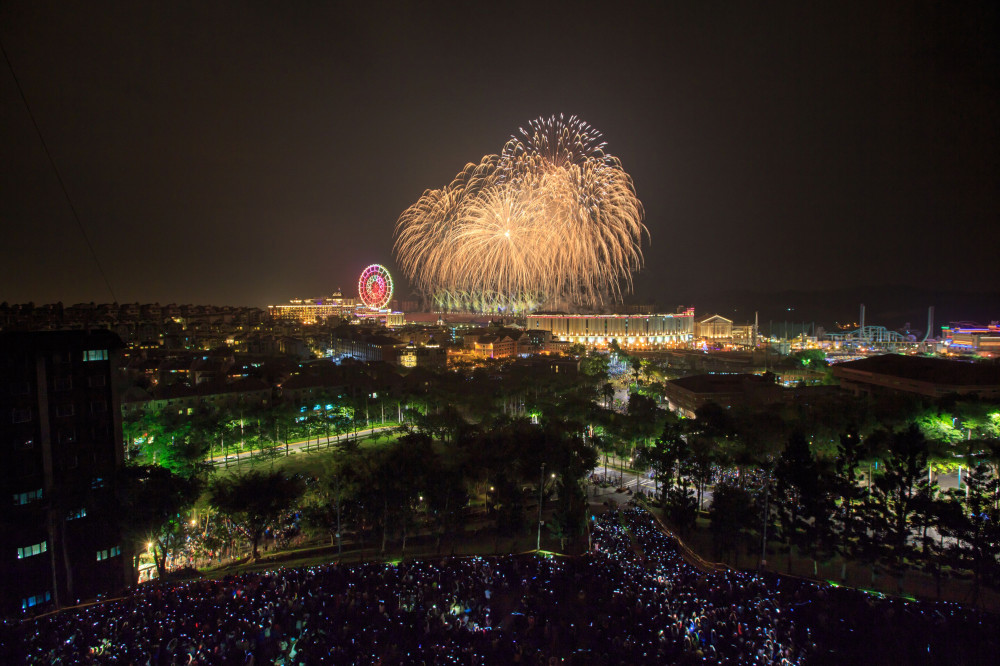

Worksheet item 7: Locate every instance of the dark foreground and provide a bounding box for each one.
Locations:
[3,507,997,665]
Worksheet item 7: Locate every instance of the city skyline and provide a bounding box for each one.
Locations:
[1,2,997,306]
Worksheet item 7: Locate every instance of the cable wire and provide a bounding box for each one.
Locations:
[1,38,118,303]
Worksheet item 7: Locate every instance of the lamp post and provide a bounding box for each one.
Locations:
[536,463,545,551]
[760,477,770,570]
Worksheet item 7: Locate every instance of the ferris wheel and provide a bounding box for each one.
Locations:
[358,264,393,309]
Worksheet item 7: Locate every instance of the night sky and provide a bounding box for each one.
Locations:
[1,2,997,308]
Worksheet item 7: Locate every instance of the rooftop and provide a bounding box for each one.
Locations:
[668,373,781,394]
[836,354,1000,386]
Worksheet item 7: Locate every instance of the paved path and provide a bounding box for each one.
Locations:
[206,424,397,466]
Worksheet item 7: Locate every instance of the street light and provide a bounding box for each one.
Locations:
[760,477,769,571]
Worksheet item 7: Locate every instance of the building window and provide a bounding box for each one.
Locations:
[17,541,48,559]
[83,349,108,362]
[90,400,107,415]
[12,407,32,423]
[53,377,73,391]
[91,477,105,489]
[21,592,51,611]
[54,404,74,418]
[9,381,31,395]
[96,546,120,561]
[15,437,35,450]
[59,430,76,444]
[87,375,106,388]
[67,507,87,520]
[13,488,43,505]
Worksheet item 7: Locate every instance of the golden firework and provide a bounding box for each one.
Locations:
[394,114,646,312]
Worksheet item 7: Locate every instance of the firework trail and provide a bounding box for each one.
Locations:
[394,114,646,312]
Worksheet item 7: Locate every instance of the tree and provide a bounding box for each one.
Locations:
[384,434,435,557]
[792,349,827,369]
[867,425,934,589]
[773,432,833,575]
[685,436,716,512]
[579,351,610,382]
[422,451,470,554]
[547,426,598,546]
[116,465,202,579]
[354,433,433,555]
[208,470,304,560]
[940,454,1000,605]
[601,382,615,409]
[638,419,689,503]
[692,401,736,440]
[625,392,662,462]
[709,483,757,563]
[663,481,698,534]
[830,428,869,580]
[412,404,467,444]
[626,355,642,386]
[301,457,359,557]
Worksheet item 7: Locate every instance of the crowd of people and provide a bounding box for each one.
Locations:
[3,507,997,665]
[710,465,771,490]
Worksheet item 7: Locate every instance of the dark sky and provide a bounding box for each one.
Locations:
[1,1,997,307]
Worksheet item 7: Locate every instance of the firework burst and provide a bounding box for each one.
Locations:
[394,114,646,312]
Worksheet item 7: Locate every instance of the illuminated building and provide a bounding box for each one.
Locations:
[695,314,733,341]
[619,303,657,315]
[268,287,404,328]
[526,308,694,349]
[942,322,1000,353]
[732,325,756,346]
[461,328,528,358]
[472,334,517,358]
[330,330,403,363]
[354,310,405,328]
[268,291,356,324]
[0,330,128,616]
[398,342,447,369]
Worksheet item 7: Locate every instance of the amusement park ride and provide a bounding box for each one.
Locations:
[357,264,393,310]
[826,304,933,351]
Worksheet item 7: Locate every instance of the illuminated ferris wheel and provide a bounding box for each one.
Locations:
[358,264,393,309]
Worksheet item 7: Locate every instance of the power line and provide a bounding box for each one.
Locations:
[1,38,118,303]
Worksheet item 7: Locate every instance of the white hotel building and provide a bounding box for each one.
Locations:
[527,308,695,349]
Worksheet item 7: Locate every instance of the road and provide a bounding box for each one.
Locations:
[206,424,398,467]
[594,464,654,494]
[592,463,718,507]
